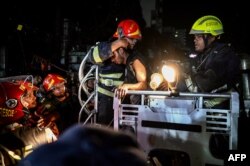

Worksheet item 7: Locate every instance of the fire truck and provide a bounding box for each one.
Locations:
[77,52,245,166]
[113,90,239,165]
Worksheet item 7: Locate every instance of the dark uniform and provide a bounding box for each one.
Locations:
[191,42,240,93]
[89,41,125,125]
[186,15,241,94]
[88,19,143,126]
[187,15,241,160]
[124,51,147,104]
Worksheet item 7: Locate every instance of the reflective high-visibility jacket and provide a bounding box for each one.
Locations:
[88,41,125,97]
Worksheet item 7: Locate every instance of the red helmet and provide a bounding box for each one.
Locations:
[16,80,39,92]
[0,81,31,126]
[113,19,142,39]
[43,74,66,92]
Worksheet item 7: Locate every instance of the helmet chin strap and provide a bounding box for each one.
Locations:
[202,34,217,50]
[202,34,209,49]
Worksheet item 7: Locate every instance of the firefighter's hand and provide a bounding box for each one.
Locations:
[115,84,128,99]
[157,81,169,90]
[37,117,52,128]
[37,112,59,128]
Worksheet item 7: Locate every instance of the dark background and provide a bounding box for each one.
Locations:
[0,1,249,76]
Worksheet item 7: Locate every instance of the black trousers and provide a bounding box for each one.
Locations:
[97,94,114,126]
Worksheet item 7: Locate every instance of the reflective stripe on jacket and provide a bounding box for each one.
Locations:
[88,41,125,96]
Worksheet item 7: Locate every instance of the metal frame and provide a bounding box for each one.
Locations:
[78,50,99,124]
[113,90,240,165]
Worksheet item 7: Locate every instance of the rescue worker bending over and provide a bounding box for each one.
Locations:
[111,44,147,101]
[88,19,147,126]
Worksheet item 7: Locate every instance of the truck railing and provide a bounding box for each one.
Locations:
[113,90,239,166]
[78,49,98,124]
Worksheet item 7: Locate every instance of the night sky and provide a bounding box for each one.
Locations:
[0,1,249,75]
[162,3,249,54]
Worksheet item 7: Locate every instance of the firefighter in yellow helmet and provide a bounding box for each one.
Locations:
[87,19,147,126]
[184,15,241,160]
[184,15,240,95]
[189,15,224,37]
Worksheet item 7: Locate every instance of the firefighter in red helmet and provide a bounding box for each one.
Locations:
[87,19,147,126]
[113,19,142,47]
[0,80,56,165]
[29,73,67,136]
[35,73,80,136]
[0,81,38,127]
[42,73,67,93]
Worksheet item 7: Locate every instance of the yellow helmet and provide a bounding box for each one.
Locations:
[189,15,224,36]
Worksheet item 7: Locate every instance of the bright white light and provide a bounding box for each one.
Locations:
[150,73,163,90]
[189,53,197,58]
[161,65,175,83]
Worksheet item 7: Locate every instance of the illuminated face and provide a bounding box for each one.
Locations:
[193,34,205,53]
[111,50,125,65]
[52,82,66,98]
[21,89,37,109]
